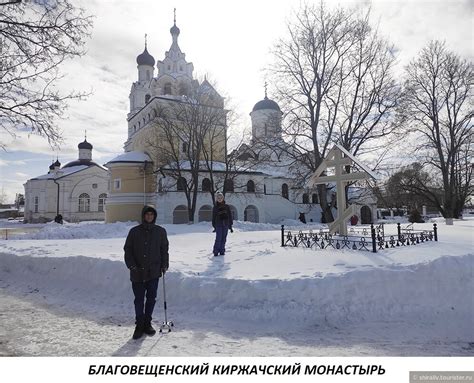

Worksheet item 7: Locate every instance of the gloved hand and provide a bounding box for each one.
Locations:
[161,266,168,274]
[212,228,216,232]
[230,227,234,233]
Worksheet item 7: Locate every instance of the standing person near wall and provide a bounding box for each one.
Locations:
[212,191,233,257]
[124,206,169,340]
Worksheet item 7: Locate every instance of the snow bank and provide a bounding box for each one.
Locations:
[1,252,472,334]
[233,219,326,232]
[11,219,327,240]
[16,221,136,240]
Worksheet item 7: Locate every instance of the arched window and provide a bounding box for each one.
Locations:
[224,179,234,193]
[98,193,107,212]
[282,183,289,199]
[302,194,309,204]
[198,205,213,222]
[145,94,151,103]
[244,205,259,223]
[247,180,255,193]
[202,178,211,192]
[78,193,90,212]
[228,205,238,221]
[361,205,373,224]
[312,193,319,204]
[164,83,172,95]
[146,70,150,80]
[177,177,186,191]
[173,205,188,224]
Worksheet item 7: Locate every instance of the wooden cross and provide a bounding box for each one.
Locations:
[307,145,376,236]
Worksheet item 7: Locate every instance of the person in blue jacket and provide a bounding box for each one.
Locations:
[212,191,233,256]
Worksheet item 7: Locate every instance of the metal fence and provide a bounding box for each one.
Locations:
[281,223,438,253]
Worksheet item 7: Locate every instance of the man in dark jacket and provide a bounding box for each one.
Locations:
[212,191,233,256]
[124,206,169,339]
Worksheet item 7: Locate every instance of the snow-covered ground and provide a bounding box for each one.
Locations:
[0,218,472,356]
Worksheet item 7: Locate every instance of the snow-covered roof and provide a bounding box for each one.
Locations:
[163,160,268,175]
[249,163,292,178]
[106,151,152,164]
[32,165,89,180]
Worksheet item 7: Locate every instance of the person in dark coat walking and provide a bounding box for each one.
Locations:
[212,191,233,256]
[124,206,169,339]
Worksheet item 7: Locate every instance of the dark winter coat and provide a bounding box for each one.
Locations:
[212,202,233,229]
[124,206,169,282]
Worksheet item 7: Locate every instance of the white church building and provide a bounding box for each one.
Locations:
[23,139,109,223]
[104,16,378,225]
[23,15,377,225]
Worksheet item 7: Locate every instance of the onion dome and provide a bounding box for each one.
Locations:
[252,96,281,112]
[136,47,155,66]
[78,139,93,150]
[170,23,180,36]
[49,162,55,170]
[170,9,180,36]
[53,159,61,167]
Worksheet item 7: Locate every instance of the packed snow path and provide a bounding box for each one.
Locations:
[1,292,473,357]
[0,219,473,356]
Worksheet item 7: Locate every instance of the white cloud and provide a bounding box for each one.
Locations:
[1,0,471,203]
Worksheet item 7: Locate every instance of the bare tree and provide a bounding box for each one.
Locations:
[398,41,473,220]
[146,83,228,223]
[201,122,264,206]
[0,186,7,204]
[268,2,399,222]
[377,163,442,211]
[0,0,93,148]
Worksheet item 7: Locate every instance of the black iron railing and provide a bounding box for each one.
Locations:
[281,223,438,253]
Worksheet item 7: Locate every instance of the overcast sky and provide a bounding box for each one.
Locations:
[0,0,472,202]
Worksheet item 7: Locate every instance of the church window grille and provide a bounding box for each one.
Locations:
[224,179,234,193]
[177,177,186,191]
[34,196,39,213]
[282,183,289,199]
[98,193,107,212]
[164,83,172,95]
[202,178,211,192]
[302,194,309,204]
[114,179,121,190]
[247,180,255,193]
[78,193,90,212]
